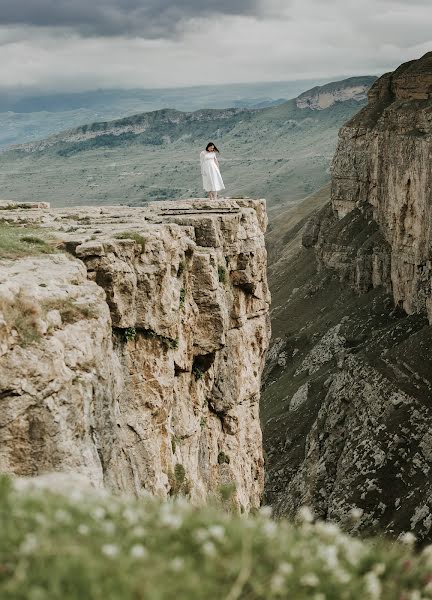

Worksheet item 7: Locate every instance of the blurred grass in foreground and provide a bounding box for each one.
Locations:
[1,476,432,599]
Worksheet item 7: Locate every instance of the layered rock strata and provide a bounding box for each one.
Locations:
[263,53,432,541]
[0,198,270,511]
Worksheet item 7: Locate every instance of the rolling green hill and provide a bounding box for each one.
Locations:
[0,77,375,210]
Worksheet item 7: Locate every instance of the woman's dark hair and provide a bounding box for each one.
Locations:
[206,142,220,152]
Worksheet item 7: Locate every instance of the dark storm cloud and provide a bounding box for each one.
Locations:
[0,0,261,37]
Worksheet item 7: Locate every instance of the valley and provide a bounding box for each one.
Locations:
[0,77,375,211]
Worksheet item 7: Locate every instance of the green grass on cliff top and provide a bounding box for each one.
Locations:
[0,223,57,259]
[1,475,432,600]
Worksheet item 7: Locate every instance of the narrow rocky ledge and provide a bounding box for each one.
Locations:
[0,198,271,511]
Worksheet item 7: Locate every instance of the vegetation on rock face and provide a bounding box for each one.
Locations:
[0,292,98,347]
[218,265,227,284]
[1,476,432,599]
[114,232,146,253]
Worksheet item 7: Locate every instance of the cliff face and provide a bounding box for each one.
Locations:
[0,198,270,511]
[295,77,376,110]
[263,53,432,541]
[331,53,432,321]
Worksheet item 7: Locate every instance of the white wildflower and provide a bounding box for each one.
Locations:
[340,538,365,566]
[102,520,116,535]
[34,512,47,525]
[160,512,183,529]
[270,574,285,593]
[202,541,216,557]
[55,509,71,524]
[349,507,364,521]
[314,521,341,539]
[170,557,185,572]
[130,544,147,559]
[334,570,351,584]
[300,573,319,587]
[298,506,314,524]
[101,544,119,558]
[69,489,84,503]
[132,526,146,538]
[208,525,225,541]
[92,507,106,520]
[364,572,381,599]
[318,544,338,569]
[278,562,293,576]
[78,524,90,536]
[261,520,278,538]
[373,563,386,576]
[259,506,273,518]
[399,532,417,546]
[123,508,139,524]
[19,534,38,555]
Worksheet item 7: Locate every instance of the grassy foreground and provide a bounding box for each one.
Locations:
[0,477,432,599]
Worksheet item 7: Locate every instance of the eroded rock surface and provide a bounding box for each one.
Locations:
[263,53,432,541]
[0,198,270,511]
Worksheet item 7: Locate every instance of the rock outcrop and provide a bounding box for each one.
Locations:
[0,198,270,512]
[296,76,376,110]
[263,53,432,541]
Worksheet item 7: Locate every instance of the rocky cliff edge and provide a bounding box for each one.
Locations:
[0,198,270,512]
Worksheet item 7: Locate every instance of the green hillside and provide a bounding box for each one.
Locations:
[0,80,374,209]
[0,79,332,148]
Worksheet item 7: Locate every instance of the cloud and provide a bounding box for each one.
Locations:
[0,0,263,37]
[0,0,431,92]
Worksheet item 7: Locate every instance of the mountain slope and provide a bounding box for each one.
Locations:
[263,53,432,542]
[0,79,333,149]
[0,77,375,209]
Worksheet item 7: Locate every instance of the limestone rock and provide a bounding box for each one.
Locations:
[0,198,270,512]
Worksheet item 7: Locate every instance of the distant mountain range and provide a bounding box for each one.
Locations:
[0,76,377,210]
[0,79,337,149]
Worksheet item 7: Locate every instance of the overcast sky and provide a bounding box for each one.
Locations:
[0,0,431,92]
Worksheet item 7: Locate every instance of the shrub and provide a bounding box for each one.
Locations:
[177,261,186,277]
[217,452,230,465]
[121,327,137,343]
[179,288,186,310]
[218,266,227,284]
[192,365,204,380]
[160,336,179,351]
[168,464,190,497]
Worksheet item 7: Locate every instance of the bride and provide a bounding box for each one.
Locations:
[200,142,225,200]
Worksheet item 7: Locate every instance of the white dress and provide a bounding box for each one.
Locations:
[200,151,225,192]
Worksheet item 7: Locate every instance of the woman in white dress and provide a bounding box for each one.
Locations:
[200,142,225,200]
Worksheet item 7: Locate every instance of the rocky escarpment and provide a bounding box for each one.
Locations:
[263,53,432,541]
[0,198,270,512]
[296,76,376,110]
